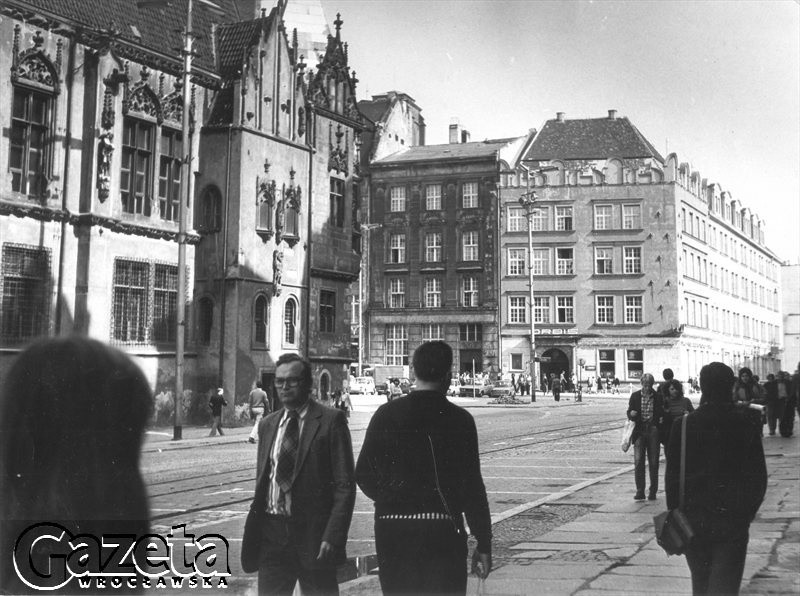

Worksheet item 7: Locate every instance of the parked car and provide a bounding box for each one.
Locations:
[489,379,516,398]
[459,382,492,397]
[349,376,376,395]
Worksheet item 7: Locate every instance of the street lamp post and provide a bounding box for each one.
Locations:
[518,187,538,403]
[358,223,381,376]
[139,0,222,440]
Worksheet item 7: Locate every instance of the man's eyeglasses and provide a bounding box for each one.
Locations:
[275,377,303,388]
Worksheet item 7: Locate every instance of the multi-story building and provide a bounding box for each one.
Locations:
[366,122,525,376]
[782,263,800,371]
[0,0,361,416]
[499,110,784,386]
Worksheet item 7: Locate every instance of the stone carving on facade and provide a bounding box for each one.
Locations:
[12,26,62,92]
[123,65,162,122]
[272,249,284,296]
[329,124,349,175]
[256,159,276,240]
[96,132,114,201]
[275,197,285,245]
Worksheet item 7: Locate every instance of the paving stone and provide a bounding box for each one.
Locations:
[510,550,557,559]
[588,573,691,593]
[511,542,626,552]
[535,530,653,544]
[469,577,586,595]
[612,564,691,578]
[555,520,644,533]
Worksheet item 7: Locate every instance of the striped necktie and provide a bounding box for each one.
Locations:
[276,410,299,492]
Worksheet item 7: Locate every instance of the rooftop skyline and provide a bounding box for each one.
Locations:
[319,0,800,263]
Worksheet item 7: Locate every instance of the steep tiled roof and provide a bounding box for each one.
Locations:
[217,18,265,78]
[9,0,244,75]
[374,138,516,165]
[526,116,664,163]
[357,97,390,125]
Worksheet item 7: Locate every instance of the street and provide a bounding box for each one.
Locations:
[141,396,633,592]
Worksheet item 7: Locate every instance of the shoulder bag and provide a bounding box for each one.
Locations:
[653,414,695,555]
[241,470,270,573]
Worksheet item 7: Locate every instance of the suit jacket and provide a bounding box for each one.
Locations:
[256,399,356,568]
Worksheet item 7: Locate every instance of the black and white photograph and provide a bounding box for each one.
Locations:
[0,0,798,594]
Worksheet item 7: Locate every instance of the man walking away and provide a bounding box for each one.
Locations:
[627,373,664,500]
[248,381,270,444]
[666,362,766,595]
[209,387,227,437]
[356,341,492,595]
[552,375,562,402]
[254,354,355,595]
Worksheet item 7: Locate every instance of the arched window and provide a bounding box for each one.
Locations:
[319,371,330,402]
[198,185,222,232]
[198,297,213,345]
[254,294,268,345]
[10,50,58,196]
[283,297,297,345]
[605,159,623,185]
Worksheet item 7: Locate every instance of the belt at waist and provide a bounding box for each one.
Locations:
[377,512,452,521]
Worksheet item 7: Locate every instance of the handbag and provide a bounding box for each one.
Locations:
[241,470,270,573]
[620,419,635,452]
[654,414,695,555]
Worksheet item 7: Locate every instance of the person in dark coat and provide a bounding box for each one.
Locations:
[666,362,767,596]
[356,341,492,595]
[627,373,665,500]
[1,337,152,595]
[551,375,562,402]
[208,387,228,436]
[658,379,694,452]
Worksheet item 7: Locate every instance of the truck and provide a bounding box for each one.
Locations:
[368,365,410,397]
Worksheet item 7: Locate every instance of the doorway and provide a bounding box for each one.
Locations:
[459,349,483,375]
[540,348,570,382]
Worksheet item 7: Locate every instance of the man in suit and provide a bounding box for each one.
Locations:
[255,353,356,595]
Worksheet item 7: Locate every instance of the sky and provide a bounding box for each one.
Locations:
[319,0,800,264]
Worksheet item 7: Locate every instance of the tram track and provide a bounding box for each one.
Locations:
[147,415,626,522]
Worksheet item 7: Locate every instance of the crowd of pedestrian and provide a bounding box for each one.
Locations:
[2,333,797,596]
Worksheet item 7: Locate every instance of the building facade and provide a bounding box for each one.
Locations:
[365,125,524,376]
[0,0,361,417]
[782,263,800,371]
[499,111,784,386]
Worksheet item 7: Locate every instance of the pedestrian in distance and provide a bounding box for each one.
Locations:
[510,372,517,394]
[666,362,767,596]
[627,372,665,500]
[658,379,694,454]
[552,375,562,402]
[208,387,227,436]
[612,377,620,394]
[657,368,675,401]
[0,336,152,595]
[776,371,795,437]
[356,341,492,595]
[388,378,403,402]
[733,367,766,435]
[248,381,271,444]
[763,373,780,436]
[250,353,355,595]
[597,375,603,393]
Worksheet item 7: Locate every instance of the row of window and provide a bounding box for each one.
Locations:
[506,203,642,232]
[507,295,644,325]
[388,231,480,264]
[386,276,480,308]
[682,249,778,310]
[506,246,643,276]
[384,323,483,365]
[507,348,645,380]
[683,297,779,343]
[682,207,776,281]
[388,182,479,213]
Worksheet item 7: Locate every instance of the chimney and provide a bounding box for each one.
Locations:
[556,112,565,122]
[461,129,471,143]
[449,118,461,144]
[608,109,618,120]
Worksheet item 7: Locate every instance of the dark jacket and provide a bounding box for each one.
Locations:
[659,396,695,446]
[627,389,665,443]
[665,402,767,540]
[355,390,492,554]
[256,399,356,568]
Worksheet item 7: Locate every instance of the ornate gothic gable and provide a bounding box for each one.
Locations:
[11,26,62,92]
[123,65,162,122]
[305,13,360,123]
